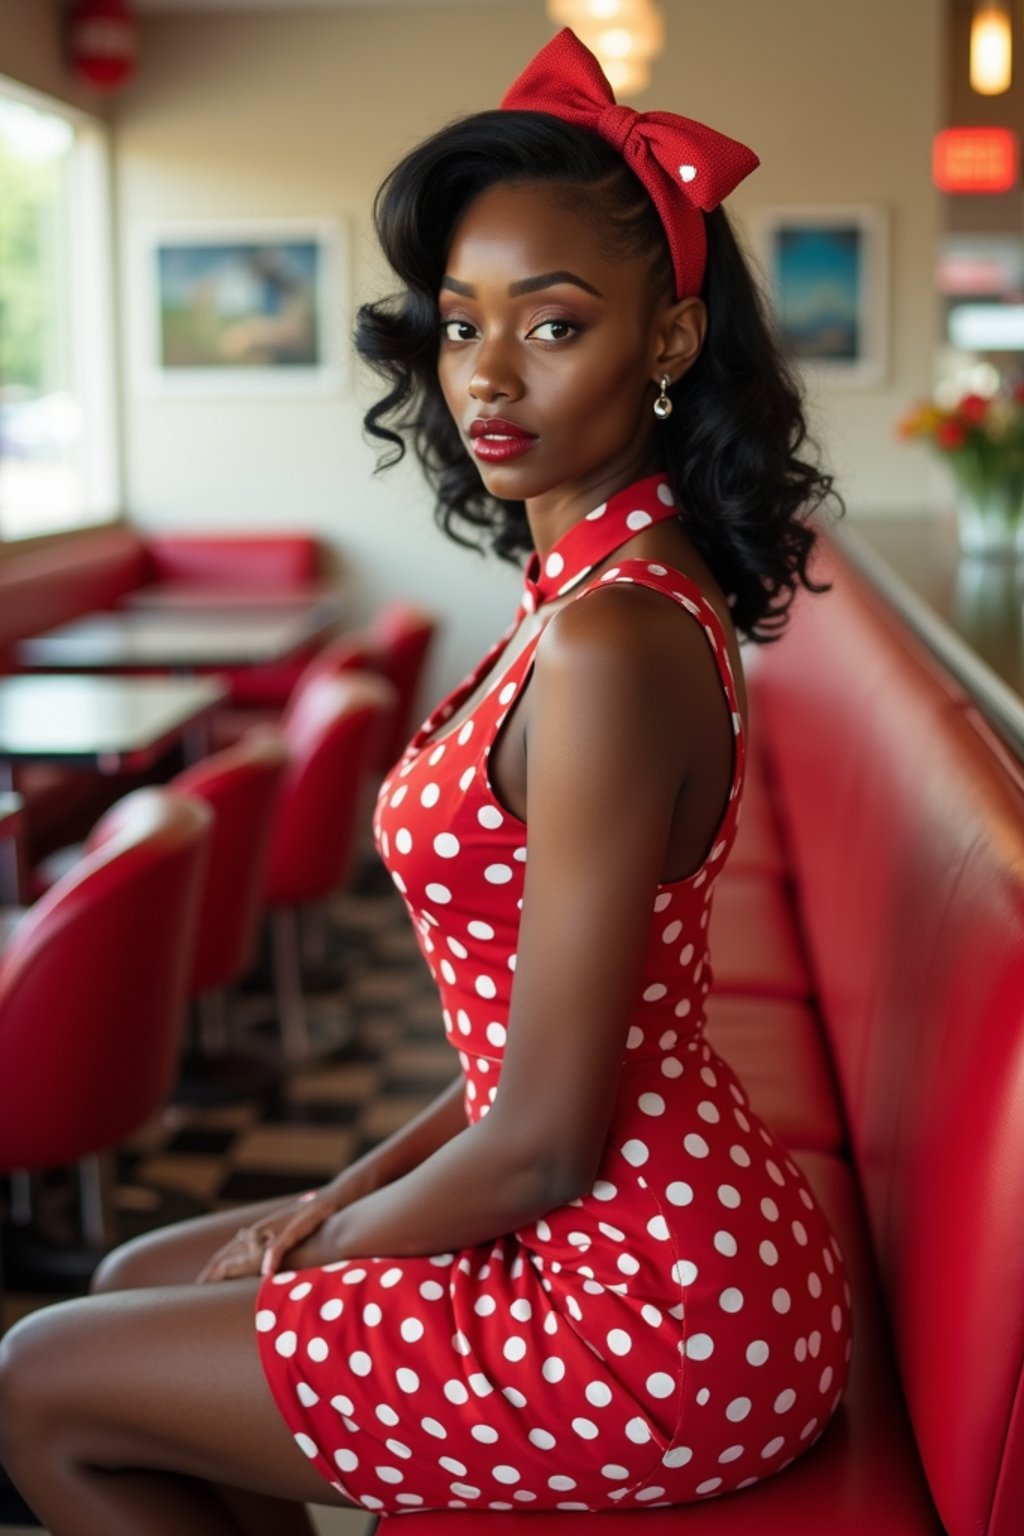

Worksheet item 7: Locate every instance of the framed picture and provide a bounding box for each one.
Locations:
[134,217,349,395]
[749,204,889,386]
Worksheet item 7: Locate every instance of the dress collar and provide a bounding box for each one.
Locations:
[519,471,680,615]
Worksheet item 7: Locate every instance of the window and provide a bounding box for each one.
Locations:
[0,79,118,541]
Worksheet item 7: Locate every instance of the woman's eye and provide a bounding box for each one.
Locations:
[529,319,578,342]
[441,318,477,342]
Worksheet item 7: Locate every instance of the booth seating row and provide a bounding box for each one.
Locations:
[380,530,1024,1536]
[0,527,329,862]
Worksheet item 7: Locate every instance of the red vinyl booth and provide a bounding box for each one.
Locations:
[371,531,1024,1536]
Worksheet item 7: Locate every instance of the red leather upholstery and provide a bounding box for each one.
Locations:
[0,789,210,1170]
[366,601,440,773]
[144,534,319,587]
[264,671,398,907]
[158,729,288,996]
[210,634,383,752]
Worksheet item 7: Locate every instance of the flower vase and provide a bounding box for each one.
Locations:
[954,479,1024,559]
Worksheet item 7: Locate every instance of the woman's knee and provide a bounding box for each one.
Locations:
[0,1299,84,1460]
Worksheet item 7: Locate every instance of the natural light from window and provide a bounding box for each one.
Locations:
[0,83,118,541]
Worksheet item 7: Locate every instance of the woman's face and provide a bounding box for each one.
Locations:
[436,179,700,508]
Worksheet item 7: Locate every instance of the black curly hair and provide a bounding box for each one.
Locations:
[354,108,845,644]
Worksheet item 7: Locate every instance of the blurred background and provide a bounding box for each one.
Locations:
[0,0,1021,691]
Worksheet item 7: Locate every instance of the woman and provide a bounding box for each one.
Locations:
[0,28,852,1531]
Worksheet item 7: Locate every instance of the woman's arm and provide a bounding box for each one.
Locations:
[325,1072,469,1202]
[265,585,702,1273]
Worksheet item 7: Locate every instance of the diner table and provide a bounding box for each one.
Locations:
[121,581,346,626]
[17,606,337,673]
[0,674,227,900]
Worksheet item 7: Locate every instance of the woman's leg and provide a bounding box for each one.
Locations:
[0,1277,356,1536]
[89,1196,321,1536]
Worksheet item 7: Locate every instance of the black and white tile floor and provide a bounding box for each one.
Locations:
[1,850,449,1535]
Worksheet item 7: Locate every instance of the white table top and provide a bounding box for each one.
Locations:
[18,608,335,671]
[0,674,226,765]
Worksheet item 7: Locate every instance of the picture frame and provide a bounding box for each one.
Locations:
[133,217,349,395]
[749,203,889,387]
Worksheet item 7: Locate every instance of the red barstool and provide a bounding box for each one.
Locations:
[0,789,211,1278]
[364,600,439,774]
[256,669,397,1063]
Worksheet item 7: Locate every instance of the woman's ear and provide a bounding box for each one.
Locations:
[653,297,707,386]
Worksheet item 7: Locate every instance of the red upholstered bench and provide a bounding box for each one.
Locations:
[366,530,1024,1536]
[0,527,330,859]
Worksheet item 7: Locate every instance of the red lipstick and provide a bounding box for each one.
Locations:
[469,417,538,464]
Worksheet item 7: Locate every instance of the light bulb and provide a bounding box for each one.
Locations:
[970,1,1012,95]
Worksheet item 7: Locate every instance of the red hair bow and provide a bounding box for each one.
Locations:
[500,27,760,300]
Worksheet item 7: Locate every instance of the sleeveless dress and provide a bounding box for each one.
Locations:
[253,470,854,1514]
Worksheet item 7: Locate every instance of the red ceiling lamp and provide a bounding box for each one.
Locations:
[933,127,1020,193]
[68,0,139,93]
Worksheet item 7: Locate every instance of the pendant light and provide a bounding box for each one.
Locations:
[969,0,1012,95]
[547,0,666,96]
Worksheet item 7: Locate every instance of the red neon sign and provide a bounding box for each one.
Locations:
[933,128,1019,193]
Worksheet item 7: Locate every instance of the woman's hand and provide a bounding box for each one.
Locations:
[196,1188,334,1284]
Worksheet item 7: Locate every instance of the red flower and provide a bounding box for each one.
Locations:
[936,419,967,450]
[958,393,990,425]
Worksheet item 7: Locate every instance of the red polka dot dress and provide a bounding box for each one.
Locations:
[253,471,854,1514]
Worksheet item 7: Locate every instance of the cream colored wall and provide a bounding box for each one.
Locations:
[0,0,113,114]
[110,0,943,695]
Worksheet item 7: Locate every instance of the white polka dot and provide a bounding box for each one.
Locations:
[444,1380,469,1404]
[334,1448,359,1472]
[603,1462,631,1478]
[666,1180,693,1205]
[503,1337,527,1362]
[395,827,413,854]
[760,1240,779,1265]
[295,1432,318,1458]
[330,1393,354,1416]
[572,1417,599,1439]
[622,1139,649,1167]
[671,1259,698,1286]
[396,1367,420,1393]
[719,1287,744,1312]
[772,1288,791,1313]
[474,1295,497,1316]
[662,919,682,943]
[726,1396,752,1421]
[541,1356,565,1382]
[255,1309,276,1333]
[380,1267,403,1288]
[545,551,565,578]
[420,1280,444,1301]
[529,1427,556,1449]
[774,1388,796,1414]
[718,1184,741,1208]
[684,1133,710,1158]
[647,1215,670,1241]
[606,1329,632,1356]
[636,1485,667,1500]
[646,1372,675,1399]
[440,1456,467,1475]
[434,833,460,858]
[746,1340,770,1366]
[484,863,513,885]
[476,810,502,833]
[549,1474,576,1491]
[376,1405,400,1426]
[643,983,667,1001]
[761,1436,785,1458]
[274,1331,297,1358]
[592,1181,617,1201]
[419,783,440,808]
[510,1299,532,1322]
[627,509,653,530]
[296,1382,319,1407]
[662,1444,693,1467]
[422,1416,446,1438]
[425,882,451,904]
[585,1381,612,1407]
[684,1332,714,1359]
[363,1303,382,1326]
[475,975,497,999]
[617,1253,640,1275]
[472,1425,499,1444]
[400,1317,425,1343]
[307,1337,329,1362]
[625,1416,652,1443]
[638,1092,665,1116]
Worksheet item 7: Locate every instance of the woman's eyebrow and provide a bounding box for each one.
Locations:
[440,270,604,298]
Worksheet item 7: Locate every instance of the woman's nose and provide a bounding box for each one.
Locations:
[468,339,523,404]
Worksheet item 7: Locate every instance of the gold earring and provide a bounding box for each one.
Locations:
[653,374,673,419]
